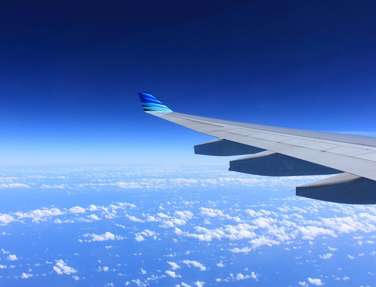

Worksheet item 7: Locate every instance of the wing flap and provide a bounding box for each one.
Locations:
[194,139,263,156]
[296,173,376,204]
[229,151,340,176]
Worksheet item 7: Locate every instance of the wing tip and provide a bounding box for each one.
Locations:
[139,92,173,113]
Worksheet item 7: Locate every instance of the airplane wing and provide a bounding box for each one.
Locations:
[139,92,376,204]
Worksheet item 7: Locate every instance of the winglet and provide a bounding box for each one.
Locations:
[139,92,173,113]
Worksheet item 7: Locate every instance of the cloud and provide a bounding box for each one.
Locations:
[307,277,324,286]
[200,207,226,218]
[165,270,180,278]
[216,261,224,268]
[175,223,256,242]
[82,232,123,242]
[134,230,157,242]
[53,260,77,275]
[145,212,192,228]
[234,272,258,281]
[107,174,322,191]
[167,261,180,270]
[127,215,144,223]
[0,183,30,189]
[182,260,206,271]
[175,210,193,221]
[229,247,252,254]
[298,226,336,240]
[15,208,64,223]
[0,214,15,225]
[319,253,333,260]
[21,272,33,279]
[98,266,109,272]
[7,254,17,261]
[69,206,86,214]
[40,184,65,189]
[0,201,136,226]
[200,207,239,222]
[216,271,258,282]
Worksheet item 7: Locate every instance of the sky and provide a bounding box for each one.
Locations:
[0,0,376,166]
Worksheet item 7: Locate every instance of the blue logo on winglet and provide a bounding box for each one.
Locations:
[139,92,173,113]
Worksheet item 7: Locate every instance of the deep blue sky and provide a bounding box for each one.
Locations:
[0,0,375,165]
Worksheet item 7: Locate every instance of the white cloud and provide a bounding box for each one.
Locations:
[167,261,180,270]
[298,226,336,240]
[7,254,17,261]
[98,266,109,272]
[200,207,226,218]
[252,217,275,228]
[87,214,100,221]
[249,236,280,249]
[0,201,136,226]
[165,270,180,278]
[0,214,14,224]
[175,210,193,221]
[319,253,333,260]
[127,215,144,223]
[194,281,205,287]
[21,272,33,279]
[307,277,323,286]
[135,230,157,242]
[175,223,256,242]
[69,206,86,214]
[216,261,224,268]
[229,247,252,254]
[0,183,30,189]
[53,259,77,275]
[16,208,64,223]
[250,272,257,280]
[83,232,123,242]
[40,184,65,189]
[234,272,258,281]
[236,273,246,280]
[200,207,239,221]
[182,260,206,271]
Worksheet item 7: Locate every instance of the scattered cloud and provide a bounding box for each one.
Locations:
[21,272,33,279]
[165,270,180,278]
[134,230,157,242]
[7,254,18,261]
[81,232,123,242]
[0,214,15,224]
[319,253,333,260]
[53,260,77,276]
[307,277,324,286]
[167,261,180,270]
[182,260,206,271]
[0,183,30,189]
[194,281,205,287]
[69,206,86,214]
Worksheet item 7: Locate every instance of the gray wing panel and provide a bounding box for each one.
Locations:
[149,111,376,182]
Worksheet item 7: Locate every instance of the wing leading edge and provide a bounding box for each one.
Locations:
[139,92,376,204]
